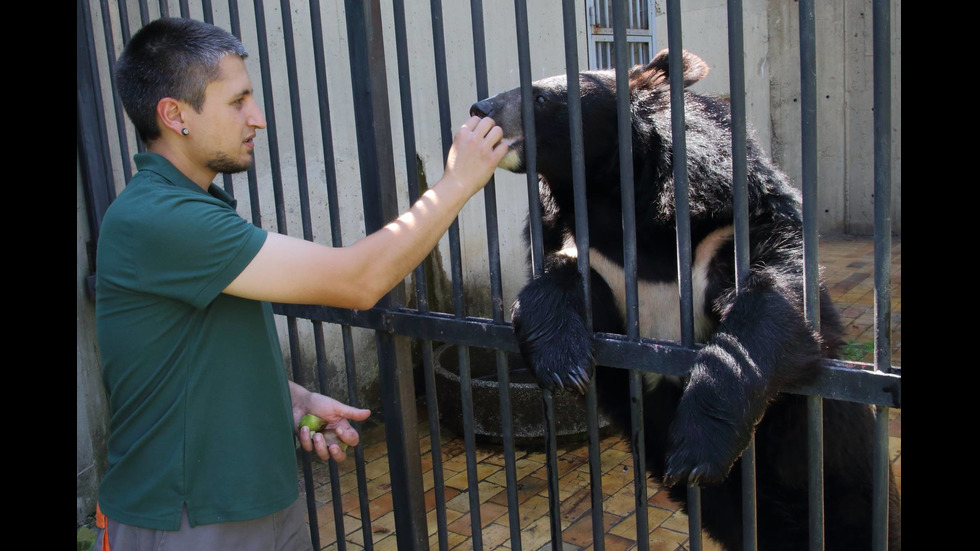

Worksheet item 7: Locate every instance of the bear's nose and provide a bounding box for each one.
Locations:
[470,100,493,118]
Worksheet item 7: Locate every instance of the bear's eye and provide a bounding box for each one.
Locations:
[535,95,547,104]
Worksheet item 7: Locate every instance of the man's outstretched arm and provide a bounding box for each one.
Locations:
[224,116,507,309]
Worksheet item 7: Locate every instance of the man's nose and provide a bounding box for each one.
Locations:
[248,99,267,129]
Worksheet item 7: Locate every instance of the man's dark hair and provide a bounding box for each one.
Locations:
[114,17,249,144]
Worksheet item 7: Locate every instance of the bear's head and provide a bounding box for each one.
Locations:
[470,49,709,187]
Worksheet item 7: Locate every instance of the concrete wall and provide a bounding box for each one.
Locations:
[767,0,901,235]
[649,0,901,236]
[651,0,775,158]
[77,158,109,526]
[77,0,901,525]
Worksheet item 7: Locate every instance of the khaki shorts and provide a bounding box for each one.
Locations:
[94,497,313,551]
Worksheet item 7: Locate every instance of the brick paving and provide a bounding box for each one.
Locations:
[301,236,902,550]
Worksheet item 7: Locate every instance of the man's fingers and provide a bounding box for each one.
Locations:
[337,405,371,422]
[298,425,314,452]
[486,125,503,144]
[336,424,360,447]
[314,432,349,462]
[474,115,497,136]
[327,443,347,462]
[461,115,481,131]
[461,115,498,138]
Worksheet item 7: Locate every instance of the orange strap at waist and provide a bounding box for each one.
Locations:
[95,503,110,551]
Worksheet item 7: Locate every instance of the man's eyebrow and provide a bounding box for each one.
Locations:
[232,89,254,101]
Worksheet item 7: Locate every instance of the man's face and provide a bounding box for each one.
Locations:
[186,54,266,174]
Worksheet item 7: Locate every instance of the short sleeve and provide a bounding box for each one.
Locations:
[131,193,268,309]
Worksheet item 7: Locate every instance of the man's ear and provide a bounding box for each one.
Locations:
[156,97,186,137]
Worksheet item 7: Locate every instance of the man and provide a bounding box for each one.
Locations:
[94,17,507,550]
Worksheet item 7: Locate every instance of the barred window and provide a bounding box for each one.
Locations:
[586,0,658,70]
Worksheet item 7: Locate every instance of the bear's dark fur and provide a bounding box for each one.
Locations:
[470,50,900,550]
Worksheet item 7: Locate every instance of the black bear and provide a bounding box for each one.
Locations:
[470,50,900,550]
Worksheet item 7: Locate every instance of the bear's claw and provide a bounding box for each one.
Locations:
[523,337,593,395]
[663,449,733,488]
[662,385,752,488]
[511,268,595,394]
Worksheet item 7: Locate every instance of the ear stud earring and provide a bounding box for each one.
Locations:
[181,128,189,136]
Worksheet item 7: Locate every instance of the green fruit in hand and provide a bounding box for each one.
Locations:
[299,413,326,432]
[298,414,348,452]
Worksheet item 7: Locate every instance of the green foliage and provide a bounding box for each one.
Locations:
[841,339,874,362]
[76,525,96,551]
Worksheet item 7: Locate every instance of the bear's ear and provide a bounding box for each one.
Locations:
[630,49,710,92]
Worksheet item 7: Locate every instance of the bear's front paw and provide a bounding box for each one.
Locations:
[512,273,594,394]
[662,390,752,488]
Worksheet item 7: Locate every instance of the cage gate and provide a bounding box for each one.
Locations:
[78,1,900,549]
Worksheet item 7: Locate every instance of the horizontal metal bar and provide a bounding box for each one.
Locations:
[274,304,901,408]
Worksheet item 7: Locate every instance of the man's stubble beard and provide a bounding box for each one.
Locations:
[208,151,254,175]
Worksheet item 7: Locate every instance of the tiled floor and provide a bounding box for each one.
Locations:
[301,236,902,551]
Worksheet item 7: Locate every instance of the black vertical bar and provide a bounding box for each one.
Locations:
[727,2,757,550]
[429,0,466,329]
[797,3,825,551]
[111,1,133,77]
[227,2,242,55]
[389,0,422,248]
[456,343,483,551]
[508,0,560,542]
[227,2,263,226]
[252,17,298,542]
[343,326,369,550]
[420,339,448,551]
[277,3,319,548]
[387,2,453,551]
[442,14,469,524]
[286,316,319,550]
[871,1,893,549]
[727,5,749,309]
[344,2,428,549]
[100,0,133,184]
[481,107,518,551]
[541,389,562,547]
[78,0,117,301]
[663,2,701,548]
[212,0,231,194]
[615,0,639,340]
[137,0,149,26]
[327,451,347,551]
[484,0,524,543]
[561,1,604,550]
[460,3,490,548]
[517,11,543,277]
[300,25,374,519]
[279,0,313,241]
[508,0,559,548]
[799,0,820,328]
[665,11,693,349]
[253,0,287,234]
[342,328,367,550]
[467,2,522,545]
[427,4,456,546]
[313,320,354,551]
[195,2,235,197]
[374,330,426,551]
[613,1,648,549]
[429,0,454,156]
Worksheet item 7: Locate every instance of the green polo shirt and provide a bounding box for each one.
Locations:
[95,153,298,530]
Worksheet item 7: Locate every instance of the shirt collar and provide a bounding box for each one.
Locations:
[133,152,238,209]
